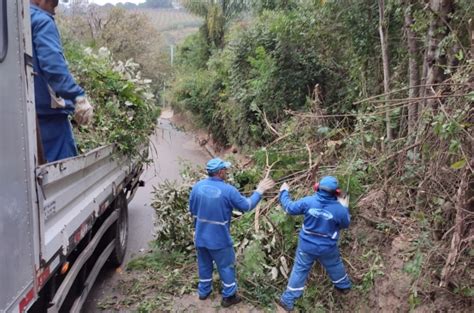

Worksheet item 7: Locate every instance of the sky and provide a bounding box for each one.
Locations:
[86,0,146,5]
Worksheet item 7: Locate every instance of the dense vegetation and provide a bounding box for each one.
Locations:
[60,1,472,312]
[170,0,472,149]
[58,4,172,93]
[149,0,473,311]
[57,6,164,155]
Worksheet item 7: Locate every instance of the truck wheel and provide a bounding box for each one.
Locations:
[108,192,128,267]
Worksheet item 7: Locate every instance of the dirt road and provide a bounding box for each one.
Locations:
[83,110,210,312]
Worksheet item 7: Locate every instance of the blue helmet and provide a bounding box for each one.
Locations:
[318,176,339,193]
[206,158,231,174]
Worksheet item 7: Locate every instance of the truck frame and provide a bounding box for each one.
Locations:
[0,1,144,312]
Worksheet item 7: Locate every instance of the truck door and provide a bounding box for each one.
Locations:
[0,0,41,311]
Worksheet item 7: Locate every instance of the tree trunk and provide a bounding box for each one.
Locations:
[422,0,454,109]
[404,0,420,136]
[378,0,392,141]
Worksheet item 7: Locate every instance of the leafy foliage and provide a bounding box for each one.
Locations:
[98,8,171,88]
[58,6,171,93]
[65,45,159,155]
[151,179,195,251]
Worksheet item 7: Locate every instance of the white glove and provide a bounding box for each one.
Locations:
[280,182,289,192]
[337,194,350,208]
[256,177,275,195]
[74,96,94,125]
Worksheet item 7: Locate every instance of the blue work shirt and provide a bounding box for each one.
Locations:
[189,177,262,249]
[279,190,350,254]
[31,5,84,116]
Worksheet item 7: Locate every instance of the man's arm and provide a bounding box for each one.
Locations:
[338,204,351,229]
[228,186,262,213]
[279,191,308,215]
[33,17,84,100]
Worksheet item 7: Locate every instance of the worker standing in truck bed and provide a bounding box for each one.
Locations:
[30,0,93,162]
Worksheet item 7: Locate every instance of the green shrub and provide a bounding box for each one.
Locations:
[176,32,210,70]
[151,179,195,251]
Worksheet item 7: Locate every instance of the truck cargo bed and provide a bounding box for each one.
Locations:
[36,144,138,264]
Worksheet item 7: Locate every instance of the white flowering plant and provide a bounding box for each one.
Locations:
[66,45,160,156]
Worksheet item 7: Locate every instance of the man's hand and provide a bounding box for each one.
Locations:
[256,177,275,195]
[74,96,93,125]
[337,194,350,208]
[280,182,289,192]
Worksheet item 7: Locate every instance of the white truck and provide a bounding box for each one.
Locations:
[1,1,145,312]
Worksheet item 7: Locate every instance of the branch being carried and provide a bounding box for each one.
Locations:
[255,149,278,233]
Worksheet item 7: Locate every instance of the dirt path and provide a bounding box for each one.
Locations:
[170,295,263,313]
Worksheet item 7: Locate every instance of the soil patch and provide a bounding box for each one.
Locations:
[171,294,262,313]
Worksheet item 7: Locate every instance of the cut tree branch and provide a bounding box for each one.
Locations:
[255,149,279,233]
[440,158,473,288]
[263,110,281,137]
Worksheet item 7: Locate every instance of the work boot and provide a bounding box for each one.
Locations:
[335,287,351,294]
[221,294,242,308]
[199,292,211,300]
[276,299,294,312]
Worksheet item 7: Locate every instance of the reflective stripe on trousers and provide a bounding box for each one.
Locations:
[280,246,351,310]
[196,246,237,298]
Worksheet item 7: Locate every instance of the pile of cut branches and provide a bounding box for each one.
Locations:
[65,44,160,157]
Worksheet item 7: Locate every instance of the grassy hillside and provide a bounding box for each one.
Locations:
[133,8,202,45]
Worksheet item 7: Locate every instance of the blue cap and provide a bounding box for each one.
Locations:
[319,176,339,192]
[206,158,231,174]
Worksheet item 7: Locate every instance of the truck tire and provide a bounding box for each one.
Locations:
[108,192,128,267]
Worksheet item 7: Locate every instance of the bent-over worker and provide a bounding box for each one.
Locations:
[277,176,352,312]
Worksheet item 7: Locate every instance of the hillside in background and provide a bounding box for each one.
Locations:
[58,3,202,93]
[113,0,178,9]
[59,2,201,46]
[133,8,202,45]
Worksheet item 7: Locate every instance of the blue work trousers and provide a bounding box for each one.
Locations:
[280,245,351,309]
[38,114,78,162]
[196,246,237,299]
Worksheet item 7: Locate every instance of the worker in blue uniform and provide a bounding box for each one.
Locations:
[30,0,93,163]
[277,176,352,312]
[189,158,275,308]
